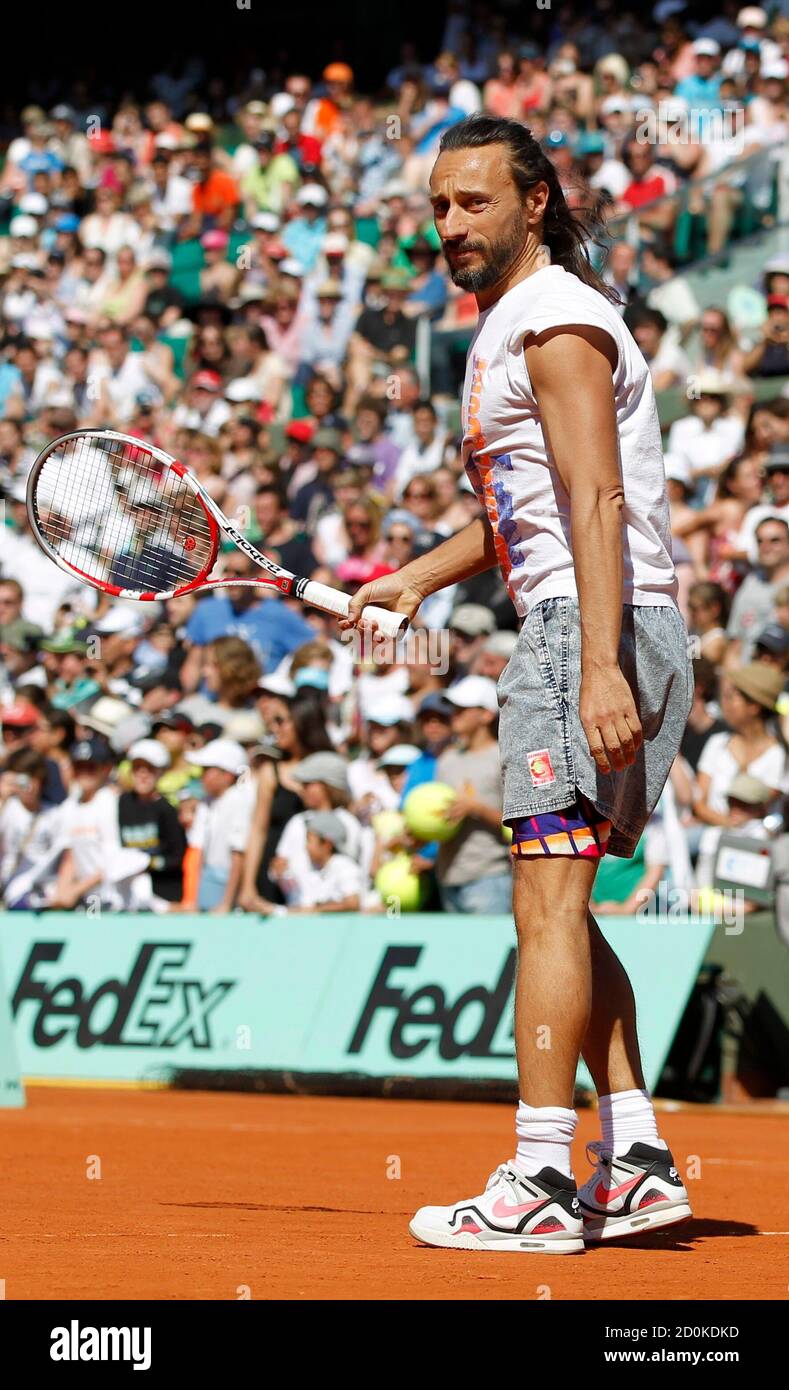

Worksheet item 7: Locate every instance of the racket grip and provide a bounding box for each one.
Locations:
[299,580,409,637]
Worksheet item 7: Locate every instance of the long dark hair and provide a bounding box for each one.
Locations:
[438,115,619,304]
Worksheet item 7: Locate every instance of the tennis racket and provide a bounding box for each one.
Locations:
[25,429,408,636]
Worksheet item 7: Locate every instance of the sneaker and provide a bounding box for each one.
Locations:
[409,1163,585,1253]
[578,1141,692,1242]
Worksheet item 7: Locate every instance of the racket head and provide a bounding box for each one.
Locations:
[26,430,220,600]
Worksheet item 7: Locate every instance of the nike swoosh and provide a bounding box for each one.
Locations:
[491,1195,546,1218]
[593,1173,642,1206]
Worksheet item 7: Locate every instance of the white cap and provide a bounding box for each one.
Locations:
[279,257,305,278]
[270,93,296,118]
[224,709,266,744]
[382,179,409,199]
[693,38,721,57]
[224,377,262,402]
[360,691,414,726]
[323,231,349,254]
[445,675,500,715]
[738,6,767,28]
[19,192,48,215]
[128,738,170,769]
[93,605,147,637]
[377,743,422,768]
[296,183,328,207]
[10,214,38,238]
[762,60,789,81]
[257,670,296,698]
[188,738,248,775]
[252,211,280,232]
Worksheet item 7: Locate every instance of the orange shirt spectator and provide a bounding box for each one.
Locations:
[193,169,240,217]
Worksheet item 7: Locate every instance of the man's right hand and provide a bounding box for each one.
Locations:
[342,572,427,631]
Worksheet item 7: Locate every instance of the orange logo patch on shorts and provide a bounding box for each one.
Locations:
[527,749,556,787]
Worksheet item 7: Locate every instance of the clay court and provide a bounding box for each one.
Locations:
[1,1086,787,1300]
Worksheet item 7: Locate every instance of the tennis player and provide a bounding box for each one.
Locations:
[346,115,694,1253]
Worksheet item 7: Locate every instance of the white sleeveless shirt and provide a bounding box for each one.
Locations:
[460,264,678,617]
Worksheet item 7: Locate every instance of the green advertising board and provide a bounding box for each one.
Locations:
[0,912,714,1091]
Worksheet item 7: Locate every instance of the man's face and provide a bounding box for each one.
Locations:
[221,555,256,605]
[430,145,534,294]
[201,766,235,798]
[756,522,789,572]
[254,493,281,533]
[131,759,159,795]
[82,249,105,283]
[73,761,108,796]
[0,584,21,623]
[413,406,436,442]
[355,408,380,441]
[103,331,126,367]
[450,704,488,744]
[418,712,452,749]
[769,466,789,506]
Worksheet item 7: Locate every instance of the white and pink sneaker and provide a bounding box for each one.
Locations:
[409,1163,585,1253]
[578,1141,692,1242]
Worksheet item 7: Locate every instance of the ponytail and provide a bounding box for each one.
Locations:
[438,114,620,305]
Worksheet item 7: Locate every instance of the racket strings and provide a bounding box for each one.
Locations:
[33,436,215,593]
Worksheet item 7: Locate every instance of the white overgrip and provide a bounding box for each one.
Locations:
[299,580,408,636]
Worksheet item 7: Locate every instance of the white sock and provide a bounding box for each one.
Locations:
[598,1089,667,1155]
[513,1102,577,1180]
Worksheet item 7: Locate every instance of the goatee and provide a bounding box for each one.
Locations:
[446,210,527,292]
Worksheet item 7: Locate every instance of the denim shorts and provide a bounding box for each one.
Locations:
[498,598,693,858]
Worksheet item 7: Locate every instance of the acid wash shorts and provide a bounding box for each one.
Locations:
[498,598,693,858]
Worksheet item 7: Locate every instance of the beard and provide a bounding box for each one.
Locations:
[444,209,528,292]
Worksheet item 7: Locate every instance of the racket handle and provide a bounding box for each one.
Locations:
[299,580,409,637]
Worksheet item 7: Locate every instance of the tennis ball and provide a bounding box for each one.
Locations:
[403,781,459,842]
[371,810,406,844]
[695,887,725,918]
[501,823,513,844]
[375,854,423,911]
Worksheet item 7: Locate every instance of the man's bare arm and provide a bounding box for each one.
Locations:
[525,324,643,773]
[345,514,498,627]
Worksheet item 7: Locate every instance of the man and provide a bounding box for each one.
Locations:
[118,739,186,906]
[434,675,511,913]
[727,516,789,664]
[186,738,254,910]
[180,552,313,684]
[347,115,692,1253]
[737,443,789,562]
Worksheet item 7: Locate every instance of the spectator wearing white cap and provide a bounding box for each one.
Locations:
[281,183,329,271]
[674,39,723,113]
[350,693,414,816]
[49,735,126,911]
[282,811,363,914]
[666,371,745,498]
[118,740,186,906]
[263,751,368,907]
[434,676,511,914]
[722,9,782,79]
[448,603,496,676]
[187,738,254,910]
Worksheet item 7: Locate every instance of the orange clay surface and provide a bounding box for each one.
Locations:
[1,1086,787,1301]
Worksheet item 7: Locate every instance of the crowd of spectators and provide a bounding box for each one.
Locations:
[3,3,789,917]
